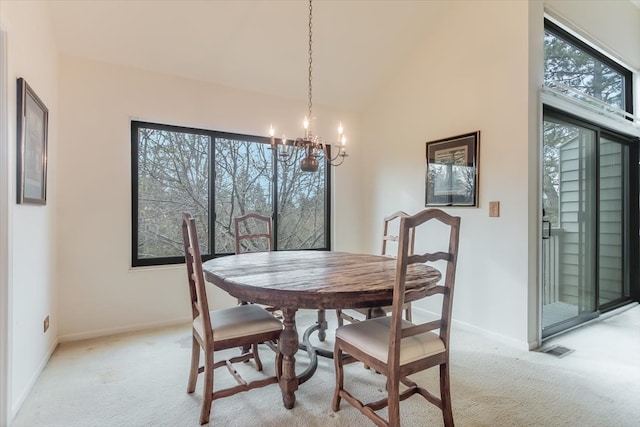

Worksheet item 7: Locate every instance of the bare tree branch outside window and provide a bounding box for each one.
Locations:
[133,122,329,266]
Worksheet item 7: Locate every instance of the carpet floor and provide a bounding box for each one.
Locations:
[11,305,640,427]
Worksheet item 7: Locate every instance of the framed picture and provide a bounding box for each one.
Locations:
[17,78,49,205]
[425,131,480,207]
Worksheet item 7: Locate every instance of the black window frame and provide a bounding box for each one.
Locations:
[544,19,633,116]
[131,120,332,267]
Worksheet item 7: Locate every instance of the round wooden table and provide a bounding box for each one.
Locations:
[202,250,441,409]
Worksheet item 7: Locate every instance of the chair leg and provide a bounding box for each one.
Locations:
[332,346,344,411]
[440,362,454,427]
[187,335,200,393]
[199,350,214,425]
[252,343,263,371]
[387,376,401,427]
[336,309,344,327]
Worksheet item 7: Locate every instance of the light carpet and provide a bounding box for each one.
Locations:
[11,306,640,427]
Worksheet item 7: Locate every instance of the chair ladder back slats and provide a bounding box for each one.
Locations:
[405,285,447,297]
[407,251,451,265]
[420,285,448,298]
[382,210,415,257]
[234,213,273,255]
[401,320,441,339]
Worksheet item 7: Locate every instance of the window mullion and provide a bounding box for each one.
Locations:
[272,145,279,250]
[209,133,216,259]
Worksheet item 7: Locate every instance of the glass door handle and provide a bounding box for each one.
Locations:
[542,220,551,240]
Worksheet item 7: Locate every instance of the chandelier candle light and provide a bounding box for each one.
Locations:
[269,0,348,173]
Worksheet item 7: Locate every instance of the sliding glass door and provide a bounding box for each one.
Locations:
[542,110,633,338]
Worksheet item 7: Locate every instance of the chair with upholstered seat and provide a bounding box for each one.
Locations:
[336,210,415,326]
[182,212,283,425]
[332,208,461,427]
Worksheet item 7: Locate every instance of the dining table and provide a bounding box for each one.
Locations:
[202,250,441,409]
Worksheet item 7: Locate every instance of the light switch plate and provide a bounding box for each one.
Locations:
[489,201,500,217]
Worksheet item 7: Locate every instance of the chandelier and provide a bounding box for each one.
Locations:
[269,0,348,173]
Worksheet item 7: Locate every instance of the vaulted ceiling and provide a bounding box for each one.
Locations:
[47,0,447,112]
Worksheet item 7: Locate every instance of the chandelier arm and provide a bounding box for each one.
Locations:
[328,154,346,167]
[317,143,347,165]
[271,141,298,166]
[279,151,298,167]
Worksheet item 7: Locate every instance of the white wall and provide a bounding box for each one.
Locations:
[361,1,533,347]
[0,0,59,421]
[56,55,363,341]
[358,0,639,349]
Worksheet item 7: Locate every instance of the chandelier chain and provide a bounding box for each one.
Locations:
[307,0,313,129]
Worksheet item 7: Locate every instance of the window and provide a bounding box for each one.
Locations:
[544,20,633,116]
[131,121,330,267]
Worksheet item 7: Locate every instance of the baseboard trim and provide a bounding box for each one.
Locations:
[10,338,58,420]
[58,316,191,343]
[412,306,533,351]
[453,317,535,351]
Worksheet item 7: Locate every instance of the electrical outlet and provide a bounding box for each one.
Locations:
[44,315,50,333]
[489,201,500,217]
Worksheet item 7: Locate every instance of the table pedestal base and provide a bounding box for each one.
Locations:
[276,307,390,408]
[277,308,299,409]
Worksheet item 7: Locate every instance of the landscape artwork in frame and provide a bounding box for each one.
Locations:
[17,78,48,205]
[425,131,479,207]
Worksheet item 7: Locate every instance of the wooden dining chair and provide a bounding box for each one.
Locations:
[182,212,283,425]
[332,208,461,427]
[336,210,415,326]
[235,212,332,342]
[234,213,273,255]
[233,213,281,317]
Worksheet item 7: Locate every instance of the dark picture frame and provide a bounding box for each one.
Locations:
[425,131,480,207]
[17,78,48,205]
